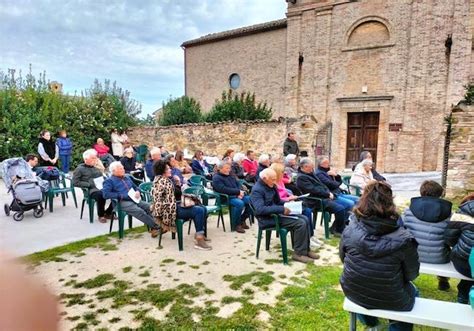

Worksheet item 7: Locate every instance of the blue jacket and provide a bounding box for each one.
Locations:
[315,166,342,193]
[56,137,73,156]
[191,159,212,176]
[102,175,139,201]
[250,179,285,229]
[145,159,155,181]
[401,196,452,264]
[212,172,240,196]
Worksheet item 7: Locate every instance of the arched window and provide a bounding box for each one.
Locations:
[344,17,393,51]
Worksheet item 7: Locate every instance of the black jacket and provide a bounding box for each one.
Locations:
[256,163,268,180]
[402,197,452,264]
[445,200,474,273]
[120,156,136,173]
[315,166,343,194]
[250,179,285,229]
[231,162,245,179]
[283,138,299,156]
[212,172,240,196]
[296,170,331,208]
[340,215,419,311]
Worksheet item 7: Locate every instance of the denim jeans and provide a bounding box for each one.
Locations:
[357,283,418,331]
[229,195,250,226]
[177,204,206,234]
[302,207,314,237]
[59,155,71,173]
[323,199,348,233]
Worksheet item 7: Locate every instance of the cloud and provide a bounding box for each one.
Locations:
[0,0,287,115]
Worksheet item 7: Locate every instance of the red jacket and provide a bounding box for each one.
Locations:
[94,144,110,157]
[242,158,258,176]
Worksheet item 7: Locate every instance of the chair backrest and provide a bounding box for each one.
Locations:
[183,186,205,196]
[139,182,153,202]
[189,175,206,187]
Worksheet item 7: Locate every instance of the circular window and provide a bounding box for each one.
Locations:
[229,73,240,90]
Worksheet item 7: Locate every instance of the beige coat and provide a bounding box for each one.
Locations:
[350,167,374,194]
[110,133,124,157]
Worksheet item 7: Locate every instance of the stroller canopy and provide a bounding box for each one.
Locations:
[2,158,35,188]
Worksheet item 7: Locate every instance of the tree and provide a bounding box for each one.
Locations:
[205,90,272,123]
[158,96,202,126]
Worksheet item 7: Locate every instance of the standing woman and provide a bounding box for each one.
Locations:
[110,128,124,160]
[56,130,73,173]
[37,130,58,167]
[151,160,212,251]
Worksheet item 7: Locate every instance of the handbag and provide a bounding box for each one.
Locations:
[180,193,201,208]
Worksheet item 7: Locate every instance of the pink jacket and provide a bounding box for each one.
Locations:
[277,180,290,202]
[242,158,258,176]
[94,144,110,157]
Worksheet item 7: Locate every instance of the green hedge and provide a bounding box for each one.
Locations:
[0,68,140,166]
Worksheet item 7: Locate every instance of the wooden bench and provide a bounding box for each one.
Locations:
[420,262,473,281]
[343,297,474,331]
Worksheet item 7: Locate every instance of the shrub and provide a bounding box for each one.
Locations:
[463,83,474,105]
[0,66,140,165]
[204,90,272,123]
[158,96,202,126]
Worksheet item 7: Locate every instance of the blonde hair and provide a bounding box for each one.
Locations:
[270,162,285,182]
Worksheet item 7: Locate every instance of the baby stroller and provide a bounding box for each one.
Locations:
[3,158,44,221]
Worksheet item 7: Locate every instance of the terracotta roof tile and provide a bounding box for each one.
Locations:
[181,19,287,47]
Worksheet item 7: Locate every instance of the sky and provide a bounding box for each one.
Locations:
[0,0,287,117]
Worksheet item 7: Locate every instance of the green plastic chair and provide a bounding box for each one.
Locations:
[305,196,333,239]
[341,175,362,197]
[109,199,134,239]
[158,219,187,251]
[80,188,95,223]
[250,203,293,265]
[42,169,78,212]
[139,182,153,202]
[183,186,218,236]
[189,175,208,187]
[136,144,149,163]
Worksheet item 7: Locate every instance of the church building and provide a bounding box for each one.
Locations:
[181,0,473,172]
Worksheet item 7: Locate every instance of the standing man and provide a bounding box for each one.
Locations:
[283,132,299,156]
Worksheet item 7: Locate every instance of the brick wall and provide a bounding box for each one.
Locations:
[446,105,474,199]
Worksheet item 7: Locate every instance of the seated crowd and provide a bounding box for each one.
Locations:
[24,133,474,329]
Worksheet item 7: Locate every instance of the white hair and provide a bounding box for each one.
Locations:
[109,161,123,174]
[285,154,297,164]
[233,152,245,162]
[317,156,330,166]
[149,147,161,157]
[124,147,134,154]
[82,149,98,161]
[299,157,313,168]
[259,168,276,179]
[258,154,270,164]
[361,159,373,167]
[217,160,230,169]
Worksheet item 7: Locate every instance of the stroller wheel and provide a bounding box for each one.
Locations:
[13,212,24,221]
[33,208,44,218]
[4,204,10,216]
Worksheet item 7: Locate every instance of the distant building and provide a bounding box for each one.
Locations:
[181,0,473,173]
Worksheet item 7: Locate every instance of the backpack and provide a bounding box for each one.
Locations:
[37,167,60,181]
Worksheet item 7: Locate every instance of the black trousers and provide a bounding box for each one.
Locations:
[89,191,113,217]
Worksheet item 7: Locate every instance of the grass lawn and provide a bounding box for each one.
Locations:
[24,226,459,330]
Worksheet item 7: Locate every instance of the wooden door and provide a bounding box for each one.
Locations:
[346,112,379,169]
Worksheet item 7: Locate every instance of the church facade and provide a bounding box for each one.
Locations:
[181,0,473,172]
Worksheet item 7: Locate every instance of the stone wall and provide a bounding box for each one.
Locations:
[128,117,318,161]
[446,105,474,199]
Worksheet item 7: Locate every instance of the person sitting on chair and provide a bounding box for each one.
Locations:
[353,151,386,181]
[350,159,375,194]
[93,138,116,167]
[120,147,144,179]
[402,180,452,292]
[250,168,319,264]
[212,161,251,234]
[256,154,271,179]
[73,149,113,223]
[231,152,246,179]
[315,156,359,210]
[340,181,419,331]
[145,147,161,181]
[191,150,212,180]
[102,161,159,237]
[151,160,211,251]
[296,157,351,237]
[242,150,258,182]
[175,150,193,174]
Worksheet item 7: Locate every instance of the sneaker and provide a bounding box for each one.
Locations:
[204,237,212,242]
[98,217,108,223]
[150,228,160,238]
[307,251,320,260]
[291,253,313,264]
[310,237,323,245]
[235,225,246,234]
[194,238,212,251]
[241,222,250,230]
[310,241,321,249]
